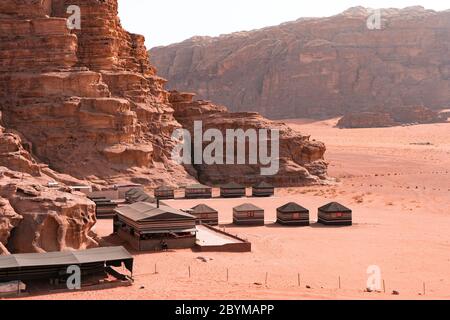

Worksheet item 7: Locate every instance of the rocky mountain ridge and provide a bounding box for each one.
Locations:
[150,6,450,119]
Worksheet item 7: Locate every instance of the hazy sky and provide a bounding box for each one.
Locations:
[117,0,448,48]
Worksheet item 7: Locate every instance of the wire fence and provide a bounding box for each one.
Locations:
[131,261,449,298]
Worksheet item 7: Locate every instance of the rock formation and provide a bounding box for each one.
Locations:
[169,91,328,186]
[390,106,447,124]
[0,0,330,253]
[337,112,396,129]
[150,7,450,119]
[0,0,190,185]
[337,106,446,128]
[1,0,328,186]
[0,167,98,254]
[1,112,97,254]
[0,196,22,255]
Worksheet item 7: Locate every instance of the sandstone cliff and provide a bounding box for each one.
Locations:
[170,91,328,186]
[150,7,450,119]
[0,167,98,254]
[0,0,328,187]
[337,105,447,128]
[1,0,190,186]
[0,111,98,254]
[0,0,330,252]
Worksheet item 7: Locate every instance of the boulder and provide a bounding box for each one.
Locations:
[170,91,328,186]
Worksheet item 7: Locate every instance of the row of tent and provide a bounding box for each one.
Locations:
[89,182,274,218]
[154,182,275,199]
[186,202,353,226]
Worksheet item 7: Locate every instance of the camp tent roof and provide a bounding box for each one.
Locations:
[155,185,175,191]
[0,246,133,272]
[277,202,309,213]
[115,184,142,189]
[186,183,211,190]
[125,188,141,195]
[115,202,195,222]
[125,188,148,199]
[253,181,274,188]
[318,202,351,213]
[125,188,163,204]
[190,204,218,214]
[233,203,263,212]
[221,182,245,189]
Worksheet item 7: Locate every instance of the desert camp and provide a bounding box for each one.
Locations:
[1,0,449,303]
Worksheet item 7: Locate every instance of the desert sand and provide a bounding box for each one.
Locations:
[23,119,450,300]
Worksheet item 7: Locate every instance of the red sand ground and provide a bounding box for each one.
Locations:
[23,119,450,300]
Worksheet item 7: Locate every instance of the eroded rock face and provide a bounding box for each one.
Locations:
[337,112,396,128]
[337,106,446,128]
[0,197,22,255]
[150,7,450,119]
[0,167,98,253]
[0,0,330,253]
[169,91,328,186]
[391,106,447,124]
[0,113,97,254]
[0,0,189,185]
[1,110,100,254]
[0,112,41,176]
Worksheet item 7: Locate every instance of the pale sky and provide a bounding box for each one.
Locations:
[117,0,448,48]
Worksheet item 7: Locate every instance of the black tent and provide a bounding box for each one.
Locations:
[277,202,310,226]
[154,185,175,200]
[220,182,246,198]
[190,204,219,226]
[252,182,274,197]
[318,202,352,226]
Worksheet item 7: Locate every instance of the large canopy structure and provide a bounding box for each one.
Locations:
[114,202,197,251]
[0,246,134,282]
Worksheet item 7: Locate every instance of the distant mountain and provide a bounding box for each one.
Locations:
[150,7,450,119]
